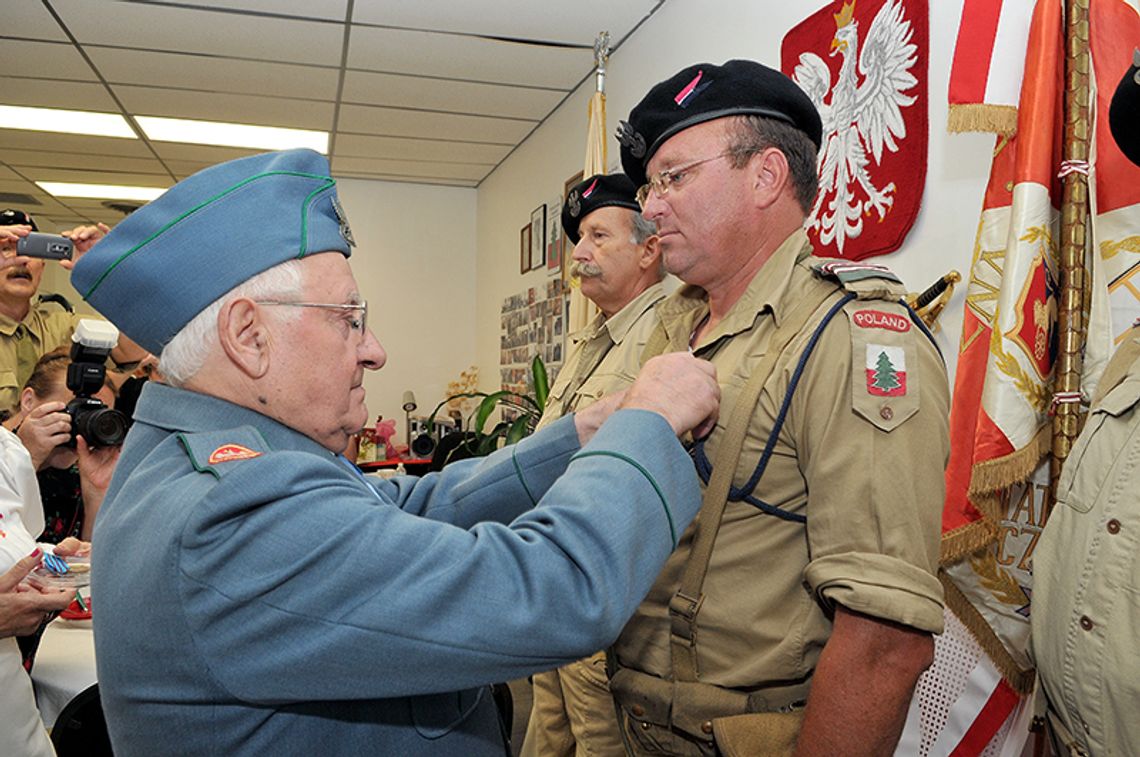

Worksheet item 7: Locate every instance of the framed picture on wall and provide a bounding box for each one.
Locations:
[546,196,562,276]
[561,170,584,282]
[529,204,546,270]
[519,224,531,275]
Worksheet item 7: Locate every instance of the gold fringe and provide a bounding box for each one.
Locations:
[947,103,1019,135]
[941,570,1036,695]
[940,519,999,565]
[968,426,1051,497]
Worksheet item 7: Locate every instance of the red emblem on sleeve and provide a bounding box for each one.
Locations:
[853,309,911,332]
[208,444,262,464]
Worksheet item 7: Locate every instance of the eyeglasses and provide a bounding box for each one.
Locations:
[636,151,735,209]
[255,300,368,334]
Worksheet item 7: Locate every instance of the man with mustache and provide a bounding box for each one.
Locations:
[522,172,666,757]
[0,209,144,419]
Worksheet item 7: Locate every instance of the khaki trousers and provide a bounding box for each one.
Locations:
[521,650,626,756]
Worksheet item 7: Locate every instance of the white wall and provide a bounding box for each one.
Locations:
[42,178,478,446]
[476,0,996,389]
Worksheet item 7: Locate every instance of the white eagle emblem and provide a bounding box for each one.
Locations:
[793,0,918,254]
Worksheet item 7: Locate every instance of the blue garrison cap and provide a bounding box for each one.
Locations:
[71,148,354,355]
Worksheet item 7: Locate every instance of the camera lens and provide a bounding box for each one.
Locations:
[73,405,129,447]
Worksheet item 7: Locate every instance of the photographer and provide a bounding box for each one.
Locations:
[5,348,122,542]
[0,209,146,418]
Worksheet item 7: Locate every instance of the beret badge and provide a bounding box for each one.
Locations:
[616,120,646,159]
[331,196,355,247]
[567,190,582,218]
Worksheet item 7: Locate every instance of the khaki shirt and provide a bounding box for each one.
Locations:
[1033,325,1140,756]
[0,299,84,417]
[536,282,666,430]
[614,230,949,690]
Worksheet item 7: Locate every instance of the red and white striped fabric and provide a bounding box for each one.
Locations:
[948,0,1035,133]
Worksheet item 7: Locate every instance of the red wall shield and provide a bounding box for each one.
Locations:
[780,0,929,260]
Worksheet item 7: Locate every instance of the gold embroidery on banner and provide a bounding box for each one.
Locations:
[989,326,1051,414]
[968,548,1030,608]
[1100,235,1140,260]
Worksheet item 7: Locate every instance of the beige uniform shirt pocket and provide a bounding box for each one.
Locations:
[845,306,921,432]
[0,371,18,420]
[1056,376,1140,514]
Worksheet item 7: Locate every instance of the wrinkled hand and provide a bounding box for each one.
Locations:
[16,401,71,470]
[59,223,110,270]
[572,389,628,446]
[0,551,73,638]
[622,352,719,438]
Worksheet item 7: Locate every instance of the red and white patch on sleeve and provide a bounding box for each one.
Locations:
[852,309,911,332]
[865,344,907,396]
[208,444,262,464]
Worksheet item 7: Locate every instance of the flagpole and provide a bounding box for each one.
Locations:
[1049,0,1092,514]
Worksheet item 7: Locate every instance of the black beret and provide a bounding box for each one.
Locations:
[618,59,823,186]
[561,173,641,245]
[1110,49,1140,167]
[0,208,37,231]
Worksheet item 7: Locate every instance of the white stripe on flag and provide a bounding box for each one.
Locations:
[927,654,1003,756]
[983,0,1036,106]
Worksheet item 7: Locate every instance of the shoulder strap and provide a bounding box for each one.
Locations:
[668,275,841,682]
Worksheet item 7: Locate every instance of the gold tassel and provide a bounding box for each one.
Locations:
[948,103,1019,135]
[941,571,1036,694]
[968,426,1051,496]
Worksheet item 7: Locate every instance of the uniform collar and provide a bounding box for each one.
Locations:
[656,229,811,349]
[570,282,666,346]
[131,381,337,459]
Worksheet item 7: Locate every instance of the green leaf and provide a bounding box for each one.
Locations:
[474,391,512,433]
[505,415,531,445]
[425,392,488,433]
[532,355,549,412]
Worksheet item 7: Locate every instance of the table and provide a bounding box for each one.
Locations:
[31,619,97,728]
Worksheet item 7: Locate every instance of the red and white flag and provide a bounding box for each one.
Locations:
[903,1,1140,755]
[948,0,1036,133]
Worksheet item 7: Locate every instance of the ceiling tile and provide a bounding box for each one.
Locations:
[350,0,660,47]
[153,143,263,163]
[5,1,70,41]
[0,132,153,158]
[341,70,563,120]
[337,105,532,144]
[87,47,340,101]
[50,0,345,66]
[0,40,98,81]
[0,77,121,111]
[142,0,350,22]
[333,134,511,164]
[335,173,479,188]
[112,85,335,131]
[331,156,493,181]
[347,26,591,90]
[27,168,171,186]
[0,148,166,175]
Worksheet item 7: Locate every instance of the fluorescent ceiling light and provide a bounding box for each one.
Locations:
[0,104,136,139]
[136,116,328,153]
[37,182,167,202]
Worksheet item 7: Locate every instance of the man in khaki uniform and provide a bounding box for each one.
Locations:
[523,172,666,757]
[608,60,950,756]
[1032,322,1140,756]
[0,211,142,418]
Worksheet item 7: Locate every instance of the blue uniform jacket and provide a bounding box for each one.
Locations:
[92,382,700,756]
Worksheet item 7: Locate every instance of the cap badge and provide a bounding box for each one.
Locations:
[331,196,356,247]
[581,178,599,199]
[208,444,263,464]
[616,121,646,158]
[568,190,582,218]
[674,69,711,108]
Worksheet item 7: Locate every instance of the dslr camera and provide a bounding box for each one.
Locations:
[66,320,129,448]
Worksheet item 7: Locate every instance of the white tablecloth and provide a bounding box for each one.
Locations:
[31,619,97,728]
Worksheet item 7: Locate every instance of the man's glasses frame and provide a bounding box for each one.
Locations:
[254,300,368,334]
[636,151,736,209]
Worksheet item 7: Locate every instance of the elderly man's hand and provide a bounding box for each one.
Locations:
[573,352,719,444]
[0,551,73,638]
[621,352,719,437]
[59,222,110,270]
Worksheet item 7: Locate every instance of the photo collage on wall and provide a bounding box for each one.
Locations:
[500,278,569,397]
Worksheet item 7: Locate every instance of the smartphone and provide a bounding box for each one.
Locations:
[16,232,74,260]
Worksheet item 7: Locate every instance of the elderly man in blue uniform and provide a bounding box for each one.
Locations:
[522,173,667,756]
[73,149,720,756]
[607,60,950,756]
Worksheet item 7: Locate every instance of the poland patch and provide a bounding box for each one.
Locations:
[853,309,911,332]
[866,344,906,397]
